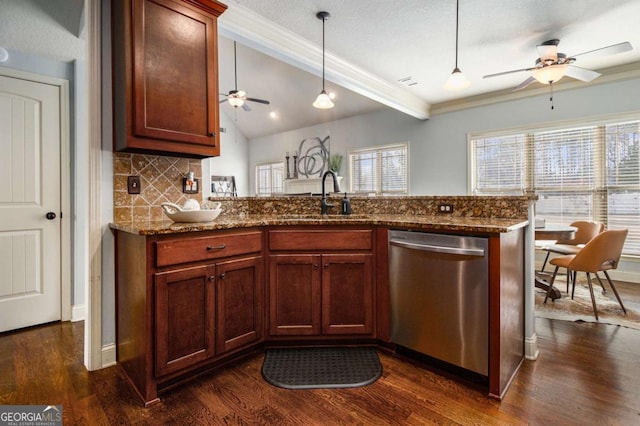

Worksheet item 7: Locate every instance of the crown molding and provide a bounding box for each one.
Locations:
[430,62,640,116]
[218,1,431,120]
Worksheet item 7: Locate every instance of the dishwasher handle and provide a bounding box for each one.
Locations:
[389,239,485,257]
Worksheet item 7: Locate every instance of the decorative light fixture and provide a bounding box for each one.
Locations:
[313,11,334,109]
[444,0,470,90]
[532,64,568,85]
[227,93,245,108]
[227,41,245,108]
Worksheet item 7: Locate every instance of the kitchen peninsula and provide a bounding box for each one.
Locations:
[111,195,533,405]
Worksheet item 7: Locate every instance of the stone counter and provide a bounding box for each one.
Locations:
[110,195,533,236]
[110,213,528,236]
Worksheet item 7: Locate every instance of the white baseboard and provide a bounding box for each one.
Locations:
[101,343,117,368]
[71,304,85,322]
[524,334,539,360]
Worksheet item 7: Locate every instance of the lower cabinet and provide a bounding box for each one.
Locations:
[115,228,263,405]
[154,256,262,376]
[215,256,262,353]
[267,228,375,338]
[155,264,215,376]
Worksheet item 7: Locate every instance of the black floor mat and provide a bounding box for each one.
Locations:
[261,346,382,390]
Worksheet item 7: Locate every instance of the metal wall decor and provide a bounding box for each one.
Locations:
[297,136,330,178]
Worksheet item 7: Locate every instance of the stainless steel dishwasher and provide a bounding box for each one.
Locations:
[388,230,488,375]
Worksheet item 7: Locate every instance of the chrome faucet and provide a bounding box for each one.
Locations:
[320,170,340,215]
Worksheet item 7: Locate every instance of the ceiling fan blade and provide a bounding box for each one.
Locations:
[241,103,252,112]
[246,97,271,105]
[537,44,558,63]
[219,98,228,104]
[483,67,533,79]
[564,65,601,82]
[512,76,537,91]
[570,41,632,59]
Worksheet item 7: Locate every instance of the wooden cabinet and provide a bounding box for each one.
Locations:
[112,0,227,158]
[155,264,215,376]
[115,228,262,405]
[268,229,375,338]
[154,255,262,376]
[321,254,373,335]
[215,256,262,353]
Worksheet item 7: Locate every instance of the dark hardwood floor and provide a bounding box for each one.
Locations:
[2,301,640,424]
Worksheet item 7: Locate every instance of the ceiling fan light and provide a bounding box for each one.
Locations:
[313,90,334,109]
[444,68,470,90]
[228,96,244,108]
[533,64,567,84]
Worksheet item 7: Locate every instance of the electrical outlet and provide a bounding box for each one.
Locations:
[127,176,141,194]
[438,203,454,214]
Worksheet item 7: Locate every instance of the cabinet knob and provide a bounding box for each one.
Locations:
[209,132,216,137]
[208,276,215,281]
[219,273,225,279]
[46,212,57,220]
[313,264,319,270]
[324,264,329,269]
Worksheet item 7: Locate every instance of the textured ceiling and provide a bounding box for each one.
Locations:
[220,0,640,139]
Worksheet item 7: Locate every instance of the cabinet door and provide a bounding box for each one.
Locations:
[113,0,226,157]
[216,256,263,353]
[155,264,215,376]
[269,255,321,336]
[321,254,374,335]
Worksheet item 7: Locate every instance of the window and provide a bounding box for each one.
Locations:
[255,162,284,196]
[349,143,408,195]
[470,118,640,256]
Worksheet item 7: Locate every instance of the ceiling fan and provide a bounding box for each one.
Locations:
[483,39,633,92]
[220,41,270,111]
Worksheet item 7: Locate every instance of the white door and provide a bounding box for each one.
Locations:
[0,74,61,332]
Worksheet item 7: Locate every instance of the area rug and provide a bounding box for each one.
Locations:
[535,276,640,330]
[261,347,382,390]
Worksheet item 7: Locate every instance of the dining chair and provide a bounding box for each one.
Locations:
[540,220,604,293]
[543,229,628,321]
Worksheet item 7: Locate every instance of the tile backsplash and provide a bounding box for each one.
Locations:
[113,152,203,222]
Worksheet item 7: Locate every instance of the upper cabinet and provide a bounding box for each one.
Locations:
[112,0,227,158]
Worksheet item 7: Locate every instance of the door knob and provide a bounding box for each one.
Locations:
[46,212,57,220]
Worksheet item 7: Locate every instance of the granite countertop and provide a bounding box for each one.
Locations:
[109,213,529,236]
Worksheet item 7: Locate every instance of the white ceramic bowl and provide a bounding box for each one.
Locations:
[161,202,222,223]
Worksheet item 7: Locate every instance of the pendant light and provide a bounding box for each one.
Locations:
[313,11,334,109]
[444,0,470,90]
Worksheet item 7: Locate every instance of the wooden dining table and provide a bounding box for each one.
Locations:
[534,224,577,300]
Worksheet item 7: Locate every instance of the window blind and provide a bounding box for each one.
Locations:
[532,126,600,224]
[471,134,526,194]
[605,121,640,255]
[470,118,640,256]
[349,143,408,195]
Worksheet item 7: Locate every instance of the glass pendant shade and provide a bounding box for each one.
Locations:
[313,90,334,109]
[444,67,470,90]
[533,64,568,84]
[228,97,244,108]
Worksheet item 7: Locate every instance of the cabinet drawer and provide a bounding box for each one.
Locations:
[156,231,262,267]
[269,229,372,251]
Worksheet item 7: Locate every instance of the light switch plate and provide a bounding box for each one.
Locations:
[127,176,141,194]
